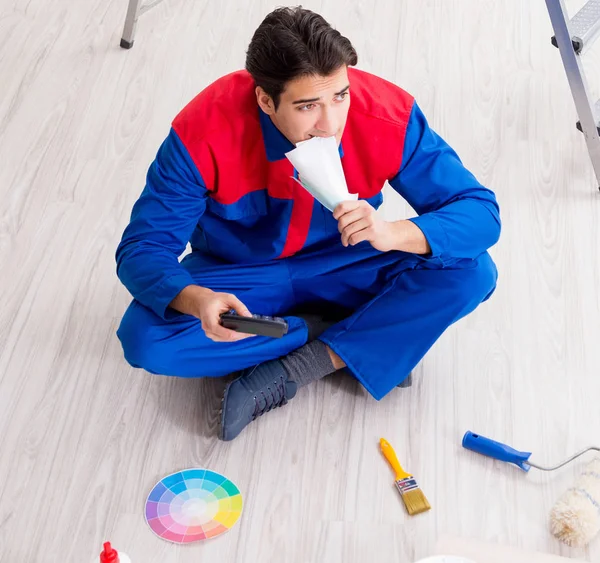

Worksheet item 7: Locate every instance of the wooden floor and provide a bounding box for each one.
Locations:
[1,0,599,561]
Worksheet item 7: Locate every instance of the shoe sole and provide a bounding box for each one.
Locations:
[218,384,229,441]
[219,374,243,441]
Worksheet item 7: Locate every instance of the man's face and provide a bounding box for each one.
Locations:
[257,65,351,146]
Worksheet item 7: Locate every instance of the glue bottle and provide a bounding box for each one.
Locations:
[99,542,131,563]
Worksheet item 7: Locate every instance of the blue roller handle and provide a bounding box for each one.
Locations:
[462,431,532,472]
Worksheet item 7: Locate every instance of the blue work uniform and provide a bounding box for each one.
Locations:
[115,68,500,400]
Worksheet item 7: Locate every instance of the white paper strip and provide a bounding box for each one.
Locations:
[285,136,357,212]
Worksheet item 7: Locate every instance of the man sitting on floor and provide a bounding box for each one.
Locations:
[115,7,501,441]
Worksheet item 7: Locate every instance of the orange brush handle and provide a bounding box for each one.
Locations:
[380,438,411,481]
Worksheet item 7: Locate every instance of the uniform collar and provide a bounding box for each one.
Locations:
[258,107,344,162]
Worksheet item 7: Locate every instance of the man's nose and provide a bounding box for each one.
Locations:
[315,112,337,137]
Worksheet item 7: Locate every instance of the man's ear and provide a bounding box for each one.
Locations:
[256,87,276,115]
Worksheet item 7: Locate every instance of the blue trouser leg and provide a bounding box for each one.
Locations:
[116,253,309,377]
[117,243,497,399]
[285,241,498,400]
[319,253,497,399]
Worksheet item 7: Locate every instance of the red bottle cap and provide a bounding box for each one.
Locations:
[100,542,120,563]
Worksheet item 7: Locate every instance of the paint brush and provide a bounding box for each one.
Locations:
[380,437,431,515]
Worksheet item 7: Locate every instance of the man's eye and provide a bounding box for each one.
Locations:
[335,92,349,102]
[298,104,315,111]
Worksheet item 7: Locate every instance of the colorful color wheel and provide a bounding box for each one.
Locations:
[145,469,243,543]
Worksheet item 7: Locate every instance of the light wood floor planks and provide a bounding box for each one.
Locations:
[1,0,600,561]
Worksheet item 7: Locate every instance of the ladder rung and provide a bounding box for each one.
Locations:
[139,0,165,16]
[570,0,600,52]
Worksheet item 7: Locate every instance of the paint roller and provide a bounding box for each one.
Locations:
[462,431,600,547]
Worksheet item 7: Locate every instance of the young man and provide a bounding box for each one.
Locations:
[115,7,500,441]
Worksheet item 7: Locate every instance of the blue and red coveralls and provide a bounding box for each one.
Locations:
[115,68,500,400]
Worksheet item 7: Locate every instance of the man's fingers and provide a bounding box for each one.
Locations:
[337,208,368,233]
[225,294,252,317]
[228,330,256,341]
[204,306,257,341]
[347,228,370,247]
[341,219,371,246]
[333,200,361,220]
[205,322,256,342]
[203,319,229,340]
[208,332,255,342]
[197,291,256,342]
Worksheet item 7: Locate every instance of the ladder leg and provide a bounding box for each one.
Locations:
[546,0,600,189]
[121,0,143,49]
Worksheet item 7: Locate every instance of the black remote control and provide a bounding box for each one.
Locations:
[220,311,289,338]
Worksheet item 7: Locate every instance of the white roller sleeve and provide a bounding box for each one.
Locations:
[550,457,600,547]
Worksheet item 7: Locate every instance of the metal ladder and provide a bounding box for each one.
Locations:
[546,0,600,189]
[120,0,166,49]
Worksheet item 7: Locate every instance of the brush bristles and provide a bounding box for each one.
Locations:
[396,479,431,515]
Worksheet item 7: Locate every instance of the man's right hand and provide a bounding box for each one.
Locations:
[170,285,255,342]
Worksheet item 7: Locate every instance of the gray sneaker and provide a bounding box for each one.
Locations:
[219,360,298,441]
[397,372,413,388]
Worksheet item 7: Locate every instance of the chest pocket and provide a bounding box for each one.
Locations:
[206,189,270,227]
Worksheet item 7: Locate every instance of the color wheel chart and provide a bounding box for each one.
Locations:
[145,469,243,543]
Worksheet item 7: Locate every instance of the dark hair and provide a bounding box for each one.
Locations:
[245,7,358,109]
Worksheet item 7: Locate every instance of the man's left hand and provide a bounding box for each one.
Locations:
[333,200,396,252]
